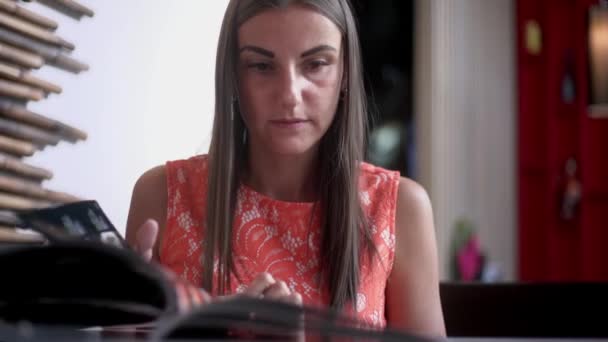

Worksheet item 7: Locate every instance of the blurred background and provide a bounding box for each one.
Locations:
[5,0,607,283]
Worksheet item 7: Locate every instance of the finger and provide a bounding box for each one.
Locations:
[175,282,191,313]
[197,288,212,304]
[262,280,291,300]
[243,272,275,297]
[286,292,303,306]
[213,293,239,302]
[136,219,158,261]
[160,266,178,281]
[186,284,210,307]
[137,219,158,250]
[160,266,195,311]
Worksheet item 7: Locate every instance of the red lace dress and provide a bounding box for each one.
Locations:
[160,155,400,327]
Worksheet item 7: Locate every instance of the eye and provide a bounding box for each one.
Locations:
[248,62,273,73]
[306,60,329,72]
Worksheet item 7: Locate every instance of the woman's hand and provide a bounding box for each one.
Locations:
[125,165,167,264]
[128,218,210,312]
[238,273,304,341]
[241,272,302,305]
[130,219,159,262]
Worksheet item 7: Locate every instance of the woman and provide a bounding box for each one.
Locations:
[126,0,445,337]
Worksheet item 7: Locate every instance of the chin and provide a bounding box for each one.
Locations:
[267,139,319,156]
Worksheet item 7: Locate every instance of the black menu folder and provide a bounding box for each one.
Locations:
[15,200,128,248]
[1,200,178,330]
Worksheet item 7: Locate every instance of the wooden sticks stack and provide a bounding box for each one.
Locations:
[0,0,92,244]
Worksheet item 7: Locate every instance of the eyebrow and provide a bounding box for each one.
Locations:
[239,45,274,58]
[301,45,337,57]
[239,44,338,58]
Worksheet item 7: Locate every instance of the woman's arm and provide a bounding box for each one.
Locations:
[385,177,446,337]
[125,165,168,262]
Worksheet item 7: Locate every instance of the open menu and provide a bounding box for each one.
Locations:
[0,200,435,341]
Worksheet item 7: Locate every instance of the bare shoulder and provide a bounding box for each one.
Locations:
[395,177,433,224]
[125,165,168,261]
[385,177,446,337]
[394,178,436,246]
[393,177,436,282]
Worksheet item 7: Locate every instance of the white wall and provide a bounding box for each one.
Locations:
[415,0,517,281]
[21,1,229,234]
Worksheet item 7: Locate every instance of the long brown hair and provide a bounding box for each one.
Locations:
[205,0,373,310]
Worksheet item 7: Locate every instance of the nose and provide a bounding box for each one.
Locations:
[278,67,301,110]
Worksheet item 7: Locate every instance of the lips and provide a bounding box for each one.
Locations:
[269,118,310,128]
[269,118,309,124]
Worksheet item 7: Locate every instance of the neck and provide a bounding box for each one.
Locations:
[244,144,320,202]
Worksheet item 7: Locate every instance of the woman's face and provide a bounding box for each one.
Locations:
[237,5,344,156]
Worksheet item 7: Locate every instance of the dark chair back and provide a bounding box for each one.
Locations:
[440,282,608,338]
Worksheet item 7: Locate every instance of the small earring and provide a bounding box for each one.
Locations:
[231,97,238,121]
[340,88,348,99]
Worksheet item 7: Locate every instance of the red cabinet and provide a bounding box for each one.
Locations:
[518,0,608,280]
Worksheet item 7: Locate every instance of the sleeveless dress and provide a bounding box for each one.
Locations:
[159,154,400,327]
